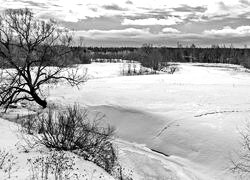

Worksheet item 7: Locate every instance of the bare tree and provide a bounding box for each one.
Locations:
[0,8,86,109]
[230,121,250,178]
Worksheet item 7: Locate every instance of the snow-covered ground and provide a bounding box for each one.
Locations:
[0,116,209,180]
[0,118,116,180]
[48,62,250,179]
[1,62,250,179]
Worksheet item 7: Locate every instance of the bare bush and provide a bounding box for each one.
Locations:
[121,62,158,76]
[168,65,178,74]
[22,105,117,174]
[112,165,134,180]
[160,64,179,74]
[27,151,80,180]
[231,121,250,178]
[18,113,41,135]
[0,149,19,179]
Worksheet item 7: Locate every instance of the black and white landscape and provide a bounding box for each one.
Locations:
[1,0,250,180]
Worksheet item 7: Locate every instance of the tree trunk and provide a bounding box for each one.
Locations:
[31,92,47,108]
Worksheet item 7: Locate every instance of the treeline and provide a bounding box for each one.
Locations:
[2,44,250,70]
[68,46,91,64]
[86,44,250,69]
[42,46,91,66]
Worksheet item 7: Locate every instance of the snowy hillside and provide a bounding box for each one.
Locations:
[0,116,210,180]
[0,117,115,180]
[1,62,250,179]
[47,62,250,179]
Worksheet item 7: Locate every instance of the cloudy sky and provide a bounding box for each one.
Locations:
[1,0,250,47]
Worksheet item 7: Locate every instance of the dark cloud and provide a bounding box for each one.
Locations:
[218,2,229,11]
[173,5,207,12]
[61,16,123,30]
[183,13,202,22]
[125,7,175,19]
[145,9,172,18]
[89,7,98,12]
[122,6,205,23]
[38,12,59,20]
[51,4,62,7]
[102,4,127,11]
[122,7,202,24]
[122,13,175,22]
[239,0,250,6]
[126,0,133,5]
[239,11,250,18]
[19,0,47,8]
[210,13,231,19]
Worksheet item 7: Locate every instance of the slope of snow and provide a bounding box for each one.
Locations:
[0,116,213,180]
[115,139,213,180]
[0,118,115,180]
[47,62,250,179]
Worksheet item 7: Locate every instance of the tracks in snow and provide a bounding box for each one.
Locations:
[194,109,250,117]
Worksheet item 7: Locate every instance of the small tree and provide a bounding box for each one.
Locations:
[0,8,86,109]
[138,44,162,72]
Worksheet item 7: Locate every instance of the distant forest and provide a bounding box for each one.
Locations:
[5,44,248,70]
[85,44,250,70]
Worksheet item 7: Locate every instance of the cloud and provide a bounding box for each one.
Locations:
[74,27,203,41]
[240,0,250,6]
[2,0,250,47]
[203,0,250,20]
[173,5,207,12]
[162,27,180,33]
[19,0,47,8]
[126,0,133,4]
[74,28,152,39]
[204,26,250,37]
[73,27,250,47]
[122,17,183,26]
[218,1,229,11]
[102,4,127,11]
[1,0,250,24]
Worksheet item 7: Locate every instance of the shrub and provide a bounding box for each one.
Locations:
[231,121,250,178]
[26,105,117,174]
[0,149,19,179]
[112,165,134,180]
[27,151,79,180]
[18,113,41,135]
[168,65,179,74]
[160,64,179,74]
